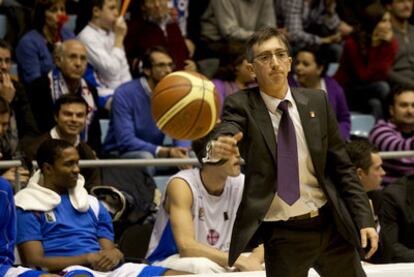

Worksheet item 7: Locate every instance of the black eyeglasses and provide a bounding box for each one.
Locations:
[254,50,289,64]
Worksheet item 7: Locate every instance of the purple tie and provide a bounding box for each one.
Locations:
[277,100,300,205]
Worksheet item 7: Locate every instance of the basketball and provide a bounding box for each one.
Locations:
[151,71,220,140]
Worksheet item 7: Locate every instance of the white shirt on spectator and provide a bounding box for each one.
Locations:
[77,24,131,96]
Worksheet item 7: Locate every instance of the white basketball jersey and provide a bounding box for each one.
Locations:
[146,168,244,262]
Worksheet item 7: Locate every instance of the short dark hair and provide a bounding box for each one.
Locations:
[54,94,88,116]
[245,26,291,63]
[0,96,11,115]
[36,138,74,172]
[213,42,247,81]
[346,139,379,173]
[0,40,12,52]
[387,86,414,107]
[296,45,329,77]
[33,0,66,31]
[141,46,173,70]
[74,0,105,34]
[381,0,393,6]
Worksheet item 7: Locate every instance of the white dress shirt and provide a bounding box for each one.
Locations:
[261,88,327,221]
[77,24,131,95]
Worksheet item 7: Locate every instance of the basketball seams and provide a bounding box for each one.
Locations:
[152,70,219,140]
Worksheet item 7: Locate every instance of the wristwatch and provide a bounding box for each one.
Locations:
[202,140,221,164]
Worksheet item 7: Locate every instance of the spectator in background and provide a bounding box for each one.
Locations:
[369,88,414,186]
[146,138,264,273]
[346,139,385,226]
[0,40,39,139]
[346,138,386,264]
[211,43,255,116]
[382,0,414,90]
[277,0,353,61]
[125,0,196,78]
[381,169,414,262]
[16,0,75,84]
[26,39,102,154]
[334,3,397,119]
[289,45,351,140]
[199,0,276,60]
[103,46,191,176]
[0,95,30,187]
[77,0,131,109]
[22,94,101,191]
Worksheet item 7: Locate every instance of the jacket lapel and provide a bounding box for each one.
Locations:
[292,88,323,174]
[249,90,277,162]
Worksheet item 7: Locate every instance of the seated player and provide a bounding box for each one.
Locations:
[146,138,264,273]
[15,139,187,276]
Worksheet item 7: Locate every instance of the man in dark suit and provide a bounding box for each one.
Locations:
[205,27,378,276]
[381,175,414,262]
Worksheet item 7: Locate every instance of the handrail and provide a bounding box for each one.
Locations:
[1,151,413,191]
[0,151,414,170]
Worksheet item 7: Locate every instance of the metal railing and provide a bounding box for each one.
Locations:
[2,151,414,191]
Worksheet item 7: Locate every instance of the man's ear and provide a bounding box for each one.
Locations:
[389,105,394,117]
[246,62,256,80]
[143,67,151,78]
[43,163,53,176]
[356,167,365,180]
[92,6,101,19]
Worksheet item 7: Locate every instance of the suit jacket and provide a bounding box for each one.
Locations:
[380,175,414,262]
[215,86,374,265]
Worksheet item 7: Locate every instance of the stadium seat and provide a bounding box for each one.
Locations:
[64,14,77,32]
[153,175,170,192]
[350,113,376,138]
[326,63,339,77]
[99,119,109,144]
[0,15,7,39]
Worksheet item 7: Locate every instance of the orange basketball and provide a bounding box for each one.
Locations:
[151,71,220,140]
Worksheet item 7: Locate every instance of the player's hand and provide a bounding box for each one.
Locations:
[210,132,243,160]
[93,248,123,271]
[0,73,16,103]
[234,255,264,271]
[39,274,60,277]
[84,252,100,266]
[360,227,378,259]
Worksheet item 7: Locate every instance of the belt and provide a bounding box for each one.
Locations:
[288,209,320,221]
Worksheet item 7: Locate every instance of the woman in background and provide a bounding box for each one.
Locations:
[16,0,74,84]
[211,44,255,116]
[290,45,351,140]
[334,3,397,119]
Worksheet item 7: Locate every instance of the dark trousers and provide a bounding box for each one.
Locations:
[260,208,365,277]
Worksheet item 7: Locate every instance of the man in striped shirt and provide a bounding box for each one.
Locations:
[369,88,414,185]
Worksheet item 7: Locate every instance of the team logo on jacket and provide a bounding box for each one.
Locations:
[207,229,220,246]
[45,211,56,223]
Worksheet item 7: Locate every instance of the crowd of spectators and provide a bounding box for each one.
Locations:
[2,0,414,275]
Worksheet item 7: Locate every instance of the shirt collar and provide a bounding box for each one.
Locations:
[260,87,294,115]
[50,127,80,147]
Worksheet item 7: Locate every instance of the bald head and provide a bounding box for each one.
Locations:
[55,39,88,81]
